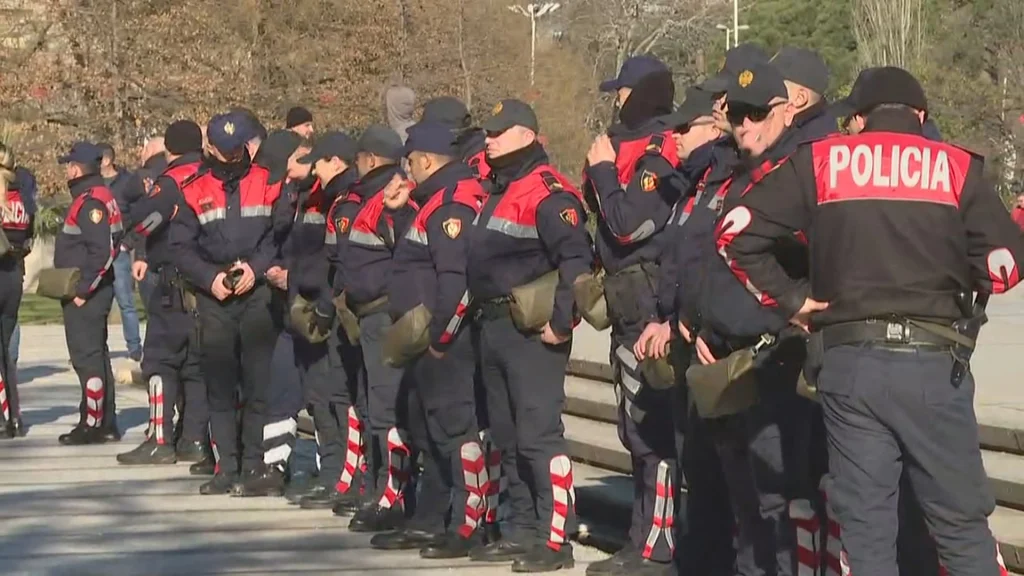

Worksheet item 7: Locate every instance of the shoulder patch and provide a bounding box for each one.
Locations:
[645,134,665,155]
[89,208,104,224]
[148,183,162,197]
[540,172,564,193]
[442,217,463,239]
[640,170,658,192]
[559,207,579,227]
[337,217,350,234]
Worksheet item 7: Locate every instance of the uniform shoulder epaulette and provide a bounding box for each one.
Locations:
[947,141,984,162]
[540,171,565,193]
[644,134,666,155]
[179,168,206,189]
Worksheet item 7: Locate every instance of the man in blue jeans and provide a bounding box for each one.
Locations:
[99,143,144,362]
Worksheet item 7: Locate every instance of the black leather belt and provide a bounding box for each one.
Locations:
[821,319,954,351]
[475,296,513,321]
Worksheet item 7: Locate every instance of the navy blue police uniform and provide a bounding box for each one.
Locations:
[169,112,284,495]
[583,56,685,570]
[467,100,593,572]
[719,66,1024,576]
[372,121,490,557]
[55,142,125,446]
[116,129,211,466]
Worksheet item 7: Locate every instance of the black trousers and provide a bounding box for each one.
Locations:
[141,276,207,445]
[476,311,576,549]
[0,258,23,425]
[197,285,279,474]
[358,311,413,508]
[264,327,302,470]
[63,282,116,430]
[404,328,484,536]
[328,327,367,494]
[819,345,1001,576]
[610,339,678,563]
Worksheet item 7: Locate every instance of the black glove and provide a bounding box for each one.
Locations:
[311,302,336,335]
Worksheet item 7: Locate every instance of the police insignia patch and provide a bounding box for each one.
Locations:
[338,217,350,234]
[224,122,235,135]
[492,102,503,115]
[442,218,462,239]
[89,209,103,224]
[640,170,658,192]
[738,70,754,88]
[560,208,579,227]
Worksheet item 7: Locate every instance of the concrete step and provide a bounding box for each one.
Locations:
[565,359,1024,458]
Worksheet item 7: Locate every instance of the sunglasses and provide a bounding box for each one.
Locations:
[726,103,780,126]
[674,120,715,135]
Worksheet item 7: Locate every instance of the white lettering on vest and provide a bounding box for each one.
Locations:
[827,144,951,194]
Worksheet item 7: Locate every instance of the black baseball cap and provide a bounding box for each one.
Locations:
[770,46,830,95]
[58,141,104,165]
[357,124,404,159]
[599,55,669,92]
[421,96,472,131]
[666,86,718,129]
[726,62,788,109]
[481,99,539,133]
[701,43,771,94]
[833,66,928,117]
[403,121,458,156]
[298,131,357,165]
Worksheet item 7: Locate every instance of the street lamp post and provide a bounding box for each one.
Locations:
[508,3,562,86]
[716,22,750,49]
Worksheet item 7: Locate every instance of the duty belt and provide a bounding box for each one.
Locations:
[474,295,513,321]
[820,318,969,351]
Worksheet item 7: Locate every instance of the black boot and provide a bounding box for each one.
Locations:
[232,466,286,497]
[420,532,478,559]
[511,543,575,573]
[585,544,669,575]
[200,472,239,495]
[370,528,439,551]
[176,439,211,463]
[58,425,103,446]
[117,438,177,465]
[469,539,531,563]
[348,504,405,533]
[3,418,25,439]
[299,485,343,510]
[190,456,216,476]
[284,470,319,503]
[99,424,122,443]
[331,490,368,517]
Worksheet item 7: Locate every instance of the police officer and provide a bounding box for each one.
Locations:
[690,60,813,575]
[117,121,210,467]
[369,121,489,557]
[420,95,503,536]
[421,96,491,181]
[636,85,737,576]
[290,131,365,509]
[170,112,284,496]
[0,143,33,438]
[337,125,415,532]
[55,142,124,445]
[468,99,592,572]
[310,132,372,514]
[718,66,1024,576]
[582,55,684,575]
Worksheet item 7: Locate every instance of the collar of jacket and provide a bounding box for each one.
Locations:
[864,108,926,136]
[68,174,105,198]
[411,161,474,205]
[607,116,671,142]
[793,101,840,141]
[352,164,403,198]
[325,168,358,199]
[680,138,719,183]
[704,136,740,185]
[487,142,548,193]
[167,152,203,171]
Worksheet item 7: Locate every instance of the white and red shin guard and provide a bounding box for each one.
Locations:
[336,407,365,494]
[459,441,489,538]
[548,455,576,551]
[378,427,411,509]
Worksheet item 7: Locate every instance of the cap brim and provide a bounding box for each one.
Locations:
[599,78,622,92]
[665,108,699,129]
[699,72,731,94]
[297,151,320,164]
[57,155,72,164]
[481,117,512,133]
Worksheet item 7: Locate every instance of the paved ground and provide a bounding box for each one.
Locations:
[1,326,608,576]
[570,287,1024,427]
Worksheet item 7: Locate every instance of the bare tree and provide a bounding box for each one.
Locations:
[853,0,924,68]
